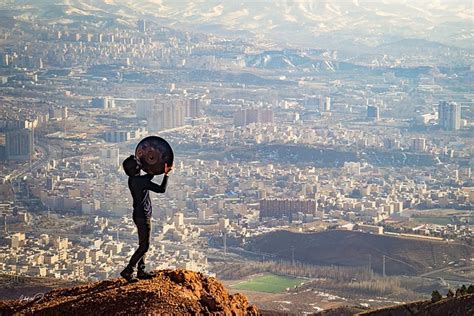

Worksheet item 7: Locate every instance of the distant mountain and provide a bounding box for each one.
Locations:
[3,0,473,51]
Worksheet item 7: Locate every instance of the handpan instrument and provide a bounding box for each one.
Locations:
[135,136,174,175]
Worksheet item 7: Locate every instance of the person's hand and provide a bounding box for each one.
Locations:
[164,163,173,175]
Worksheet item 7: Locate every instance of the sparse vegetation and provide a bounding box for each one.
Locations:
[431,290,442,303]
[215,260,371,281]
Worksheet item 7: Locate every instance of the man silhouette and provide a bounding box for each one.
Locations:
[120,155,172,283]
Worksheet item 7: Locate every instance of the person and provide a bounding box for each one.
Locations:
[120,155,172,283]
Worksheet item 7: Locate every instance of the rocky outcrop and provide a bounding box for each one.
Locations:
[0,269,258,315]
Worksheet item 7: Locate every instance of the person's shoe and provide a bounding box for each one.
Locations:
[137,269,155,280]
[120,267,138,283]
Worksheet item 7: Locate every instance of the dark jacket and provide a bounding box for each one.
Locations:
[128,174,168,219]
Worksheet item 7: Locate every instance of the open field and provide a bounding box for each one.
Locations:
[231,274,305,293]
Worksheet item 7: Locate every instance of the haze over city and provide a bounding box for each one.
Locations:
[0,0,473,314]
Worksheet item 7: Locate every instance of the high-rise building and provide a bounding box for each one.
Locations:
[0,53,9,67]
[135,99,154,119]
[6,128,34,161]
[367,105,380,121]
[138,20,146,33]
[104,130,131,142]
[322,96,331,112]
[147,99,185,131]
[233,109,247,127]
[185,98,201,118]
[233,108,274,126]
[438,101,461,131]
[174,212,184,228]
[259,198,318,220]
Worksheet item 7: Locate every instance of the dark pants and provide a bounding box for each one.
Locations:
[127,216,151,271]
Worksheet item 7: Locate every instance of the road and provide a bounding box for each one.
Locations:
[7,141,51,181]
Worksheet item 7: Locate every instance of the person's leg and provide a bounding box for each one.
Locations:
[136,218,155,279]
[121,216,149,282]
[127,216,150,270]
[137,218,151,272]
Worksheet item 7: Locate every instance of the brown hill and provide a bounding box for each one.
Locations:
[260,295,474,316]
[247,230,473,275]
[356,293,474,316]
[0,269,258,315]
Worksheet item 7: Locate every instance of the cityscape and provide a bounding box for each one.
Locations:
[0,0,473,314]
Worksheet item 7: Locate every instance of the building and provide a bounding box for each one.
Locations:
[138,20,146,33]
[185,98,201,118]
[358,224,384,235]
[438,101,461,131]
[105,130,131,143]
[148,100,185,131]
[174,212,184,228]
[304,95,330,111]
[135,99,154,119]
[104,127,145,143]
[322,96,331,112]
[49,106,68,120]
[303,95,322,110]
[6,128,34,161]
[384,138,400,150]
[92,97,115,109]
[367,105,380,121]
[219,218,229,230]
[259,198,318,220]
[233,108,274,126]
[0,53,9,67]
[100,147,120,168]
[411,138,426,152]
[11,232,26,249]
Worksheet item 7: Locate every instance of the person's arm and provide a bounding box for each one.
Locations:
[144,174,154,181]
[146,174,168,193]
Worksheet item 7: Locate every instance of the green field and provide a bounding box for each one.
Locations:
[232,274,305,293]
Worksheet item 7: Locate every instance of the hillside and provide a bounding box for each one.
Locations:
[4,1,473,49]
[0,269,258,315]
[0,274,81,300]
[247,230,473,275]
[356,293,474,316]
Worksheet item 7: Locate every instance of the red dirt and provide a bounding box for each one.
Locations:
[0,269,258,315]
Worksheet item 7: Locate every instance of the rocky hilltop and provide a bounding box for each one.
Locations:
[0,269,258,315]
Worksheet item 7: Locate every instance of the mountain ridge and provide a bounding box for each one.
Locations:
[3,0,473,50]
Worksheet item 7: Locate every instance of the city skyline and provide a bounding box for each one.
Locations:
[0,1,472,314]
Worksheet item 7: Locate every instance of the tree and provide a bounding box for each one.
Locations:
[446,289,454,298]
[455,288,462,297]
[467,285,474,294]
[431,290,442,303]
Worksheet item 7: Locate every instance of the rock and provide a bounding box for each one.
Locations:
[0,269,258,316]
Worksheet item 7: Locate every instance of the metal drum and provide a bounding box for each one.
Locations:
[135,136,174,175]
